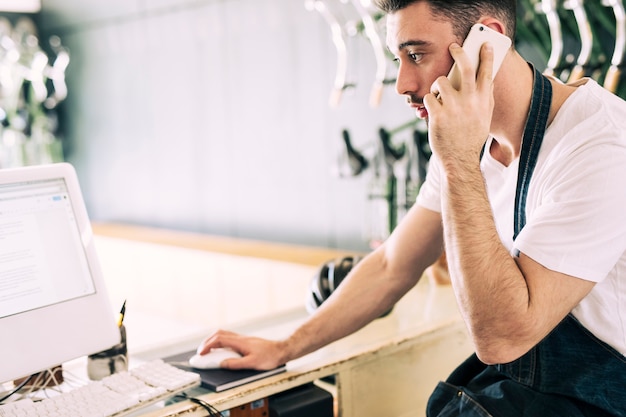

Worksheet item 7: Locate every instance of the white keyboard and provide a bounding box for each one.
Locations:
[0,359,201,417]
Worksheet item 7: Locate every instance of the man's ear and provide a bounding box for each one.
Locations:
[478,18,507,37]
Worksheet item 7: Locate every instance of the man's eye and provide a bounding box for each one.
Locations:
[408,53,422,62]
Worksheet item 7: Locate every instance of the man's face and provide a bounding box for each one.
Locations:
[386,2,459,119]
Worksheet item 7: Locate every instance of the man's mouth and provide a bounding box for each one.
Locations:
[415,106,428,119]
[407,98,428,119]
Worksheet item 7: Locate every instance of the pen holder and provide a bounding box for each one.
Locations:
[87,324,128,381]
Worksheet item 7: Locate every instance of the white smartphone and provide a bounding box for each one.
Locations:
[447,23,512,90]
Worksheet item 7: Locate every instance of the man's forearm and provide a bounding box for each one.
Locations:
[281,245,424,362]
[441,162,530,358]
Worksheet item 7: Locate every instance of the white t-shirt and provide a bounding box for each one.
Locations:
[417,78,626,356]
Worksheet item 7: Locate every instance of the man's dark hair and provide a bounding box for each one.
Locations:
[374,0,516,42]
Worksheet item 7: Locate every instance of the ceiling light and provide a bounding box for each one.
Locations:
[0,0,41,13]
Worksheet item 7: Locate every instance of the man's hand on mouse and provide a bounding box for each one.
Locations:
[197,330,288,371]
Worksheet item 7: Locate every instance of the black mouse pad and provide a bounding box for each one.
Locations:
[163,350,287,392]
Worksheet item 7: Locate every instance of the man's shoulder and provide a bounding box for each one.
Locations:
[573,78,626,113]
[554,78,626,133]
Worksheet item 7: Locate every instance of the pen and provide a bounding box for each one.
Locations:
[117,300,126,327]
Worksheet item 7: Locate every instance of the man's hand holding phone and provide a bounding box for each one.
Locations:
[424,24,511,164]
[446,24,512,91]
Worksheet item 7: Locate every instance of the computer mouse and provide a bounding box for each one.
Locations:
[188,348,242,369]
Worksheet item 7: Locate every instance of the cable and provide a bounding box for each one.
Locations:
[175,393,225,416]
[0,374,35,404]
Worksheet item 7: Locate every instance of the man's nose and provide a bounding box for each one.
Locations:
[395,63,418,96]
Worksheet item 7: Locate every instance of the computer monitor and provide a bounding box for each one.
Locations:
[0,163,120,383]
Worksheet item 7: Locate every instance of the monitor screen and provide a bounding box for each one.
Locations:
[0,163,120,383]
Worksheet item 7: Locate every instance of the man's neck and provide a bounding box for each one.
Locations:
[489,56,578,167]
[489,55,534,166]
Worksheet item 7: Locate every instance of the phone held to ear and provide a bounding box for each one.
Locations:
[447,23,512,90]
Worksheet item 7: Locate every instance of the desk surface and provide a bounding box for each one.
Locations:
[137,278,466,416]
[88,223,469,416]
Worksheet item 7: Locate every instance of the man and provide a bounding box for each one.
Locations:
[199,0,626,415]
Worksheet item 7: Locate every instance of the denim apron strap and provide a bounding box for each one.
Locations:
[513,66,551,238]
[476,64,551,238]
[427,67,626,416]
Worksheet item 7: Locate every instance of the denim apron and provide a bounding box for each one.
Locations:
[426,67,626,417]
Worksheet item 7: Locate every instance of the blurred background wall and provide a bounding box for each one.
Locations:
[33,0,419,252]
[4,0,620,252]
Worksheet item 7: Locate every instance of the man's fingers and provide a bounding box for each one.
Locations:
[221,357,249,370]
[197,329,240,354]
[477,42,495,89]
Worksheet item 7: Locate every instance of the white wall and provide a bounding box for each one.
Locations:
[37,0,421,251]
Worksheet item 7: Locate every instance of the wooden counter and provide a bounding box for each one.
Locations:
[92,222,358,267]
